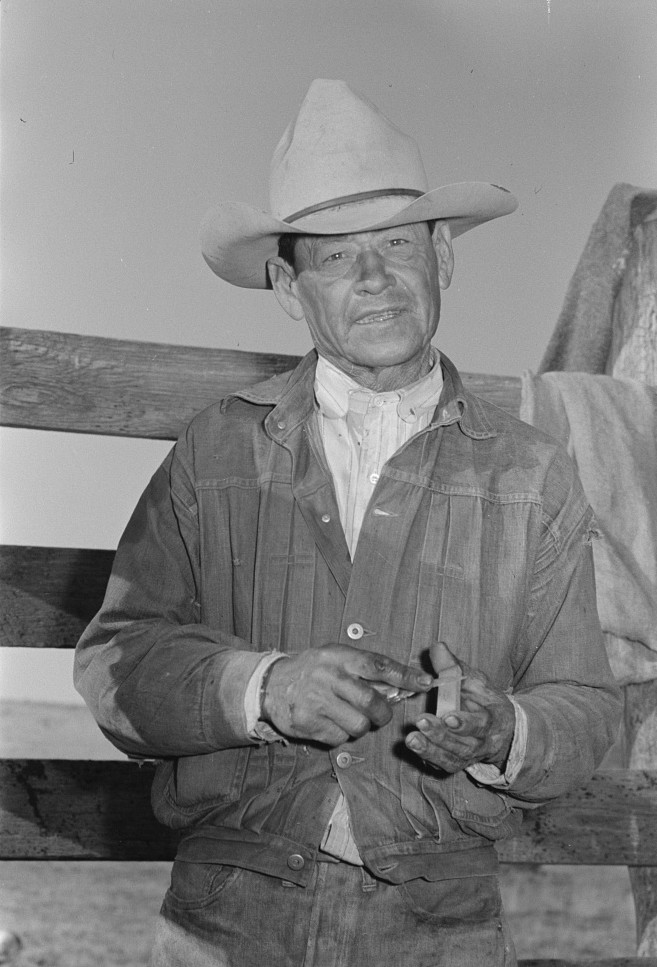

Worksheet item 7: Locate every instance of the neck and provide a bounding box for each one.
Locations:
[324,348,434,392]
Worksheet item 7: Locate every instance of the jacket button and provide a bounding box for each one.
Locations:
[277,420,287,430]
[321,514,331,523]
[287,853,305,871]
[347,622,364,640]
[336,752,353,769]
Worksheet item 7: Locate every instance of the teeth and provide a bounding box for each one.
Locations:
[362,310,398,322]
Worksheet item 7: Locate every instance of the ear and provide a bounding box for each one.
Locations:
[267,257,306,321]
[432,221,454,291]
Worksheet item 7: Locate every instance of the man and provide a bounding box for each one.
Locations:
[75,80,621,966]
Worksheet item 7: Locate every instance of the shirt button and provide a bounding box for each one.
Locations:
[369,472,379,484]
[347,622,364,640]
[287,854,305,871]
[336,752,353,769]
[321,513,331,523]
[374,397,385,407]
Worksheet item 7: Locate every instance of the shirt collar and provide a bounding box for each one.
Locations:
[226,349,497,442]
[314,350,444,425]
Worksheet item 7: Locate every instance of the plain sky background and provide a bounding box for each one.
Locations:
[1,0,656,704]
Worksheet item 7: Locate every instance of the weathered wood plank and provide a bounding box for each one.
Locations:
[496,769,657,866]
[0,759,178,860]
[460,370,522,415]
[0,326,522,439]
[518,960,657,967]
[0,546,114,647]
[1,762,657,864]
[0,326,301,439]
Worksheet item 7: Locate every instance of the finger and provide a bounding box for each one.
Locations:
[371,683,416,703]
[305,695,379,743]
[310,716,352,747]
[335,677,395,729]
[429,640,460,675]
[461,694,487,714]
[406,719,478,768]
[357,653,433,693]
[416,715,481,753]
[331,697,382,738]
[438,710,491,740]
[405,728,479,771]
[281,698,353,746]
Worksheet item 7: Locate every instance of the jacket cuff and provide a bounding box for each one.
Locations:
[202,649,272,746]
[244,652,289,741]
[467,698,527,787]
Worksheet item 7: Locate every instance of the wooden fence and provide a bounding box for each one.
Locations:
[1,324,655,967]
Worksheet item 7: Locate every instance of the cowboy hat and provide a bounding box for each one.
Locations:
[201,79,518,288]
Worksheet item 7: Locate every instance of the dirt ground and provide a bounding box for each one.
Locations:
[0,701,638,965]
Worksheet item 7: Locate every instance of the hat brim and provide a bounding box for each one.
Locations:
[201,182,518,289]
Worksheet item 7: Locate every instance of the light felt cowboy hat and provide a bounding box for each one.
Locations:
[201,79,518,289]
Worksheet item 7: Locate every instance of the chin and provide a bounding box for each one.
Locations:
[353,343,425,369]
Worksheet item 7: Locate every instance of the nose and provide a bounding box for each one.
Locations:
[354,250,395,294]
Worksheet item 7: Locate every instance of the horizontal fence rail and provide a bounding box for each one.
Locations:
[0,326,522,439]
[0,546,114,647]
[0,760,177,860]
[517,960,657,967]
[1,763,656,865]
[0,326,301,439]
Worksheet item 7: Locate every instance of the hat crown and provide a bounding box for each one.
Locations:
[269,79,429,221]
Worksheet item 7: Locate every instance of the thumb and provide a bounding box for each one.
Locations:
[429,641,460,675]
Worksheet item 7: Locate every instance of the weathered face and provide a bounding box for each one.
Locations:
[268,222,454,386]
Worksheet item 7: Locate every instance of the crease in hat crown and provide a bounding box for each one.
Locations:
[200,78,518,288]
[269,79,429,222]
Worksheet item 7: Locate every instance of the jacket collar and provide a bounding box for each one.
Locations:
[433,353,498,440]
[227,349,497,442]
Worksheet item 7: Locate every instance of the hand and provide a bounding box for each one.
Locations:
[262,644,433,746]
[405,642,515,773]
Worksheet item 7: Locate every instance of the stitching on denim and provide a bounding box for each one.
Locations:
[195,473,292,490]
[382,471,543,505]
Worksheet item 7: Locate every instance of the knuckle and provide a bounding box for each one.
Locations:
[371,655,391,675]
[351,712,372,737]
[370,655,403,683]
[364,690,390,722]
[363,683,383,707]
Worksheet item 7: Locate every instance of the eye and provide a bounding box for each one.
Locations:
[324,250,346,263]
[385,236,414,258]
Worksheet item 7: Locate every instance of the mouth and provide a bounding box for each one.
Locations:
[353,308,405,325]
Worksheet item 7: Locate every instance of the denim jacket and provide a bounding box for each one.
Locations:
[74,351,621,885]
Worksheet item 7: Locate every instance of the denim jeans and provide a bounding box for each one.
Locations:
[150,861,517,966]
